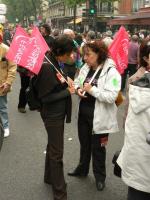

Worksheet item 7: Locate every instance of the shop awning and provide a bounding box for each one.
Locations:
[108,7,150,26]
[108,16,150,26]
[68,17,82,24]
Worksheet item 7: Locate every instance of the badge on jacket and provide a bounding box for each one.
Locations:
[56,72,66,83]
[100,136,108,147]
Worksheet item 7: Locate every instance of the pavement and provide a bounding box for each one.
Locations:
[0,74,127,200]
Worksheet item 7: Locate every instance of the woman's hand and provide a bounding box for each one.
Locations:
[67,85,75,94]
[67,77,74,87]
[83,83,92,93]
[76,88,87,98]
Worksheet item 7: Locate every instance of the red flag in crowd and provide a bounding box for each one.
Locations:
[6,26,49,74]
[109,26,129,74]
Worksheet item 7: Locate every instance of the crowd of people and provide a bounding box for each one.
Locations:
[0,23,150,200]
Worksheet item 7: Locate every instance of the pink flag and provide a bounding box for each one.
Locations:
[20,27,49,74]
[109,26,129,74]
[6,26,49,74]
[6,26,29,64]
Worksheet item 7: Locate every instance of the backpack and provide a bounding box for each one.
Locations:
[26,76,41,111]
[17,66,29,75]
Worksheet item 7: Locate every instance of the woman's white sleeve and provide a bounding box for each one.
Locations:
[89,68,121,103]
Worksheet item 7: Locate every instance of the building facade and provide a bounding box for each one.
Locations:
[43,0,115,32]
[42,0,150,32]
[108,0,150,32]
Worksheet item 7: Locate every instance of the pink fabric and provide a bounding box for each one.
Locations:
[109,26,129,74]
[6,26,49,74]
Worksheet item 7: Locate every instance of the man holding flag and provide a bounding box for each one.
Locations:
[6,27,75,200]
[33,35,75,200]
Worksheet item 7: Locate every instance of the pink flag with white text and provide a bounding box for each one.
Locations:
[20,27,49,74]
[6,26,29,64]
[109,26,129,74]
[6,26,49,74]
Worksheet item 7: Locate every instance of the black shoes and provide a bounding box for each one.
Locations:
[18,108,26,113]
[68,168,88,177]
[44,178,51,185]
[96,181,105,191]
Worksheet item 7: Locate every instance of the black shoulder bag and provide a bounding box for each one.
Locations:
[26,76,41,111]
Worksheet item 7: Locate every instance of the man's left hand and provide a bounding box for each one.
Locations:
[0,83,11,94]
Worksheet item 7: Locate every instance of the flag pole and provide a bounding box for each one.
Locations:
[82,65,102,96]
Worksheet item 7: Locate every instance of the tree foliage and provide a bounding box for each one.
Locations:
[2,0,41,24]
[64,0,118,7]
[64,0,86,7]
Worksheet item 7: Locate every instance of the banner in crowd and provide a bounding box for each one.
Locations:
[6,26,49,74]
[109,26,129,74]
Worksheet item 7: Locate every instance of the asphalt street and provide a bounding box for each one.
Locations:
[0,74,127,200]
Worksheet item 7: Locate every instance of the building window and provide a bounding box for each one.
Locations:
[144,0,150,6]
[132,0,145,12]
[100,2,113,13]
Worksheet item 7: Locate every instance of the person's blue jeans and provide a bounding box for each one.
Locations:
[0,95,9,129]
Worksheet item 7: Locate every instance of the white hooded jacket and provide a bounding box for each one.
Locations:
[74,58,121,134]
[117,83,150,193]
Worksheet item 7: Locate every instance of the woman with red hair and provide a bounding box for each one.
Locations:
[68,40,121,191]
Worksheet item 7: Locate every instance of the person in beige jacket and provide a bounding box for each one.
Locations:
[0,31,16,137]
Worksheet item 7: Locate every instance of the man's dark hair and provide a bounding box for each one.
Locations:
[75,34,83,46]
[41,23,51,35]
[52,35,74,56]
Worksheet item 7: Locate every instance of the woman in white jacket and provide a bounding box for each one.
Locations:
[68,40,121,191]
[117,39,150,200]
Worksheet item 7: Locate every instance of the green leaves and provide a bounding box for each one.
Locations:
[64,0,86,7]
[2,0,41,23]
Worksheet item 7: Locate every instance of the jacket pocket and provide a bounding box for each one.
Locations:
[0,61,8,68]
[0,64,8,80]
